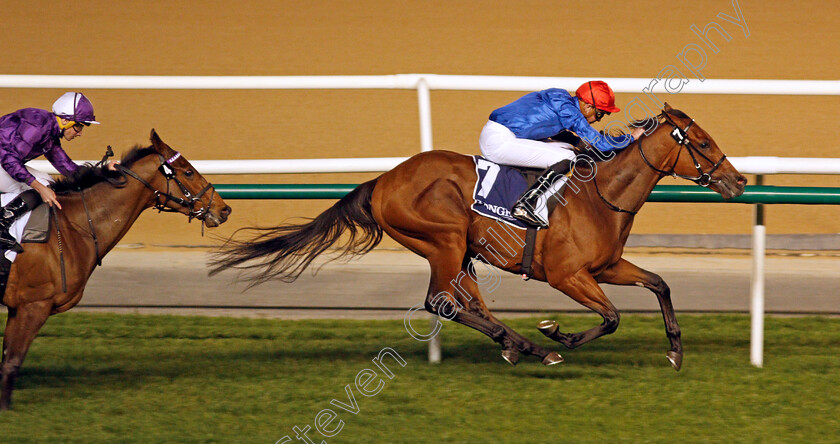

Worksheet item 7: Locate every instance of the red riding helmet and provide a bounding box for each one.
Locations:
[575,80,621,113]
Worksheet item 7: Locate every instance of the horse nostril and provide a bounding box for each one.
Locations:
[219,205,232,221]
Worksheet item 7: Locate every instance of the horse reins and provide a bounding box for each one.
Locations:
[49,150,214,293]
[117,152,216,222]
[592,112,728,215]
[637,113,727,187]
[52,192,97,293]
[79,189,102,266]
[74,151,214,269]
[592,173,638,215]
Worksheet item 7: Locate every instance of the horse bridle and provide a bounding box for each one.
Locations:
[592,111,728,215]
[117,151,215,222]
[62,151,215,282]
[638,112,727,187]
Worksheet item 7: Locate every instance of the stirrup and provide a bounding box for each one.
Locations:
[511,203,548,228]
[0,237,23,254]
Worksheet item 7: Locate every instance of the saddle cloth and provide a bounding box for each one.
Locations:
[1,192,51,262]
[470,156,534,230]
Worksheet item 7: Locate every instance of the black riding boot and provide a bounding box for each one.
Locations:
[511,159,573,228]
[0,190,43,253]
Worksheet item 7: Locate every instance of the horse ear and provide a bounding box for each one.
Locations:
[149,129,169,154]
[663,102,673,112]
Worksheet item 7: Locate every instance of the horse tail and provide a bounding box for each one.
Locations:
[208,179,382,286]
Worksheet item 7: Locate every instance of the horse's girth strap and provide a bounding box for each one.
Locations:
[519,227,538,280]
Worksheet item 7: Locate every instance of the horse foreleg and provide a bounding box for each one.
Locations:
[596,258,682,371]
[540,268,620,350]
[1,301,52,410]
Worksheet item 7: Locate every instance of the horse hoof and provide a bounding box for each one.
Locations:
[536,320,559,337]
[542,352,564,366]
[666,351,683,371]
[501,349,520,366]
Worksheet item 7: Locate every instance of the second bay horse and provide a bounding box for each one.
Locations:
[1,130,231,409]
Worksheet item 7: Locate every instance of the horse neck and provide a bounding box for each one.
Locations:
[59,170,156,261]
[582,129,678,218]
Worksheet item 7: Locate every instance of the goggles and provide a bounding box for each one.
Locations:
[587,81,611,121]
[72,122,91,132]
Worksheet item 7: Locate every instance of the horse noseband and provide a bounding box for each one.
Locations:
[154,155,214,221]
[660,116,724,187]
[118,153,214,222]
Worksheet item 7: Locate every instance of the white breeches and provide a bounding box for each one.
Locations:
[479,120,575,168]
[0,166,55,194]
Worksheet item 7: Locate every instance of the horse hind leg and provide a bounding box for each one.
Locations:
[374,177,560,365]
[426,254,562,366]
[481,310,563,366]
[1,301,52,410]
[596,258,683,371]
[539,268,621,350]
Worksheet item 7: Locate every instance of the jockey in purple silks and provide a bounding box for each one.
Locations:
[0,92,114,252]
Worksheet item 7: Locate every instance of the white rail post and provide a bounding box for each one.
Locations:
[428,316,441,363]
[416,77,433,152]
[750,175,766,367]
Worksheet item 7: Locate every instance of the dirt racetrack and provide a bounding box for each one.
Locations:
[1,1,838,251]
[74,248,840,319]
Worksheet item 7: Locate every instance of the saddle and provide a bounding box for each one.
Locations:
[0,202,52,304]
[471,156,543,228]
[470,156,565,280]
[21,203,52,244]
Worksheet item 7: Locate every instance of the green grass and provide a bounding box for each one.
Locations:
[1,313,838,443]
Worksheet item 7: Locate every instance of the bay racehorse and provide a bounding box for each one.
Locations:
[210,104,746,370]
[0,130,231,409]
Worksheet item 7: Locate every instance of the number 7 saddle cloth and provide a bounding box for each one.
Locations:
[470,155,546,230]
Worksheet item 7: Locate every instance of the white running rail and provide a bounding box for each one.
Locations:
[6,73,840,369]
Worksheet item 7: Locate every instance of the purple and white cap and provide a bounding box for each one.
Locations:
[52,92,100,124]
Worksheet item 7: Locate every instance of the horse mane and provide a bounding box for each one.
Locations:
[612,107,693,143]
[630,108,690,128]
[52,145,157,194]
[573,109,684,171]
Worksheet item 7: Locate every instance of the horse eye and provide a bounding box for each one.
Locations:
[700,141,709,149]
[184,170,194,178]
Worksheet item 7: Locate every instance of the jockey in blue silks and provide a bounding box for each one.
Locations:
[479,80,645,228]
[0,92,112,252]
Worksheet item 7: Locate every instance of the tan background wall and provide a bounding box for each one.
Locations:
[1,1,838,247]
